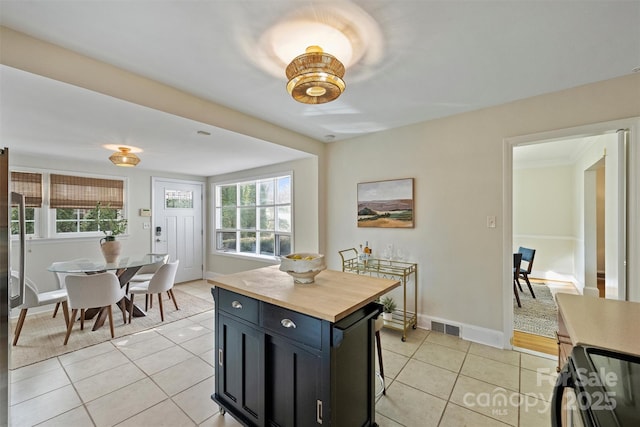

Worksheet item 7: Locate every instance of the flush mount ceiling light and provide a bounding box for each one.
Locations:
[286,45,346,104]
[109,146,140,167]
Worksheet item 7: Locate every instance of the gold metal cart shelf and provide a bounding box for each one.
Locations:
[339,248,418,341]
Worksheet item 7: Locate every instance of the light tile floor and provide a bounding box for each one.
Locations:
[10,280,557,426]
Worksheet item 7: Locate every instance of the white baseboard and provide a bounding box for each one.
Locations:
[418,313,505,350]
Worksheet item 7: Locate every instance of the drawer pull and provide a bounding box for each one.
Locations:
[316,399,322,424]
[218,349,223,366]
[231,300,243,309]
[281,318,297,329]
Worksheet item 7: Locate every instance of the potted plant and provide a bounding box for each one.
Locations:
[90,202,128,262]
[381,296,396,321]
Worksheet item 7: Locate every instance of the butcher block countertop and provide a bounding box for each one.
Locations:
[556,293,640,356]
[209,265,400,323]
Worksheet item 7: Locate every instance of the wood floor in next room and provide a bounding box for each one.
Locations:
[513,279,579,357]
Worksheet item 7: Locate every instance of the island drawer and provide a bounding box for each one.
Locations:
[216,288,260,324]
[262,303,322,350]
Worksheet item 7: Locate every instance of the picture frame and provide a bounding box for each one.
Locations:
[357,178,414,228]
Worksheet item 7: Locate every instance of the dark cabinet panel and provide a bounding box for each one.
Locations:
[216,313,264,425]
[266,334,322,427]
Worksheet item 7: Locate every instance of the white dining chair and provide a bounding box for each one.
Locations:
[128,260,179,323]
[125,253,169,296]
[11,271,69,346]
[64,272,126,345]
[128,254,169,283]
[50,260,79,320]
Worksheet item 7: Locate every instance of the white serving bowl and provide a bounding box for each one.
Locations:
[279,253,326,284]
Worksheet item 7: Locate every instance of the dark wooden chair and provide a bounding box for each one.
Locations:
[513,253,523,307]
[516,247,536,298]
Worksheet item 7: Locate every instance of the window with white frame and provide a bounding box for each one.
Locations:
[215,174,292,257]
[10,171,42,237]
[50,174,126,237]
[10,170,127,239]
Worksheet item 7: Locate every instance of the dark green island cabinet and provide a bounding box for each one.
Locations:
[210,265,400,427]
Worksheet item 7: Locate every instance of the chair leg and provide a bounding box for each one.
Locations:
[61,301,70,327]
[524,274,536,298]
[119,299,127,324]
[513,280,522,308]
[516,277,524,292]
[145,294,149,311]
[12,308,28,346]
[168,289,179,311]
[80,309,85,330]
[64,309,78,345]
[108,305,115,339]
[375,330,385,395]
[52,302,60,318]
[158,293,165,321]
[129,294,135,324]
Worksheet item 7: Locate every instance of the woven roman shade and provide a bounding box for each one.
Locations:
[50,174,124,209]
[11,172,43,207]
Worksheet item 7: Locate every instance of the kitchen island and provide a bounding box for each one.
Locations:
[210,265,400,427]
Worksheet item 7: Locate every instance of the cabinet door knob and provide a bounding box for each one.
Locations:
[281,318,297,329]
[231,301,243,309]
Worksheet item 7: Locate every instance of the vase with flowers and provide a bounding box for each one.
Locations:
[90,202,128,263]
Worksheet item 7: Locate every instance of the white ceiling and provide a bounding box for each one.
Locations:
[1,0,639,176]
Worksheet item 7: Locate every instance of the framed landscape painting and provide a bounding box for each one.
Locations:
[357,178,414,228]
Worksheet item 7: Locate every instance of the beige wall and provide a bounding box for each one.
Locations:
[514,165,576,281]
[325,73,640,345]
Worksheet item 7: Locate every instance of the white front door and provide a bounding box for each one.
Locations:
[152,178,204,283]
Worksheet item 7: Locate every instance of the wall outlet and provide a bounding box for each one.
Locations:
[143,222,150,230]
[487,216,496,228]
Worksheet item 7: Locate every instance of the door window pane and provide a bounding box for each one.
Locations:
[165,190,193,208]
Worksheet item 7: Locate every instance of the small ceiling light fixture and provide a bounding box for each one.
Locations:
[109,146,140,167]
[286,45,345,104]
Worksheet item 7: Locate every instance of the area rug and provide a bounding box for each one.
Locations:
[10,287,214,369]
[513,282,558,338]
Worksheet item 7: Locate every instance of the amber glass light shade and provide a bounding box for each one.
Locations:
[109,147,140,167]
[286,46,346,104]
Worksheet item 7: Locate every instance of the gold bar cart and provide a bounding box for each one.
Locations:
[339,248,418,341]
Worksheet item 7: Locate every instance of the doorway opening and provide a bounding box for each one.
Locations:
[503,118,638,354]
